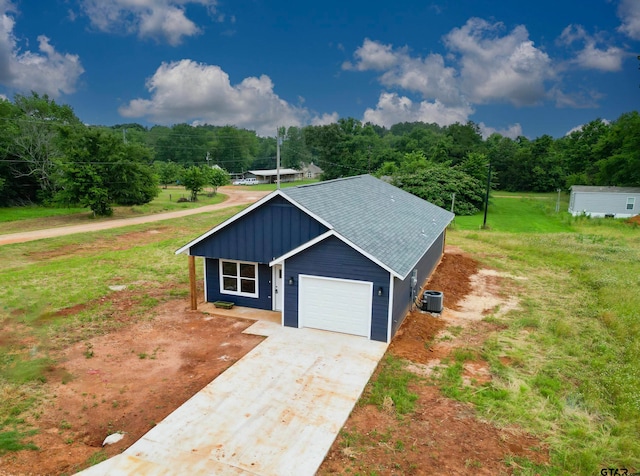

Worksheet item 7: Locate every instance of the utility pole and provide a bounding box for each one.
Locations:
[556,188,561,213]
[482,162,492,229]
[122,128,127,144]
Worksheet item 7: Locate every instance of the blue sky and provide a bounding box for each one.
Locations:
[0,0,638,138]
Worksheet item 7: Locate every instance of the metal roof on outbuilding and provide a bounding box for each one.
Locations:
[570,185,640,194]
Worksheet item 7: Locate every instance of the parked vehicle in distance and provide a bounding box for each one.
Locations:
[232,178,258,186]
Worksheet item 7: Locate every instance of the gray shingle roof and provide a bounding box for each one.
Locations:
[282,175,454,279]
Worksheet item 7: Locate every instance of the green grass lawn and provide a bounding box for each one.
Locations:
[452,191,573,233]
[0,187,227,234]
[0,180,318,232]
[445,214,640,473]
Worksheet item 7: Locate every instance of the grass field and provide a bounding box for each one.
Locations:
[446,197,640,473]
[0,192,638,474]
[0,181,318,233]
[0,187,226,234]
[453,191,572,233]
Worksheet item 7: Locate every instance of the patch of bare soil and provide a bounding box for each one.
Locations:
[319,246,549,475]
[25,227,172,261]
[627,215,640,225]
[0,298,264,476]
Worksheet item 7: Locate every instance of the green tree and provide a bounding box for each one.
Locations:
[208,167,230,194]
[456,152,489,183]
[594,112,640,186]
[58,128,158,216]
[152,123,212,165]
[444,121,484,165]
[393,164,484,215]
[211,126,258,173]
[181,166,209,201]
[155,161,184,188]
[398,150,429,174]
[281,126,312,169]
[9,92,81,202]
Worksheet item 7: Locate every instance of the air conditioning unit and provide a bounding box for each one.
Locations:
[421,290,443,313]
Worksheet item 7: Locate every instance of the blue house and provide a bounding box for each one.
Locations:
[175,175,454,343]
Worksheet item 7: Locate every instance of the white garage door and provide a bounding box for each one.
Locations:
[298,275,372,337]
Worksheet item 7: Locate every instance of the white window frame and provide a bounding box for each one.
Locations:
[627,197,635,210]
[219,260,259,298]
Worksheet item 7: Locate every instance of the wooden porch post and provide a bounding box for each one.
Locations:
[188,255,197,310]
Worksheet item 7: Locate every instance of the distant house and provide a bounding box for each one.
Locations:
[569,186,640,218]
[176,175,454,343]
[300,162,323,179]
[246,169,302,184]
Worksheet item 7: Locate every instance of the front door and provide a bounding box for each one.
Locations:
[272,265,283,311]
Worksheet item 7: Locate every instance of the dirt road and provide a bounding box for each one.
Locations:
[0,187,269,246]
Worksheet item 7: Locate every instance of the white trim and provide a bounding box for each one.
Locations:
[627,197,636,210]
[218,259,259,298]
[386,273,394,343]
[280,262,285,325]
[270,229,402,279]
[175,190,334,255]
[272,264,284,311]
[298,274,373,339]
[269,230,334,266]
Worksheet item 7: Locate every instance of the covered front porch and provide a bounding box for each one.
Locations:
[198,301,282,325]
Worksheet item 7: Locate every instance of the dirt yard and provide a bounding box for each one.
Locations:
[0,295,264,476]
[0,247,549,475]
[319,247,550,475]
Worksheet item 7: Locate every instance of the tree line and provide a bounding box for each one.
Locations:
[1,92,638,216]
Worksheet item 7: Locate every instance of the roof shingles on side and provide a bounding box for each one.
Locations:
[282,175,454,279]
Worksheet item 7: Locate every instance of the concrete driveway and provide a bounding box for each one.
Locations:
[78,320,387,475]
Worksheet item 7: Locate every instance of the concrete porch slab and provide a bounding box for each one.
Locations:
[199,303,282,325]
[77,322,387,476]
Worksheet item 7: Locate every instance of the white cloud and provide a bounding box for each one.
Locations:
[345,19,559,127]
[444,18,553,106]
[311,112,339,126]
[617,0,640,40]
[559,25,624,72]
[342,38,400,71]
[343,39,462,106]
[119,59,314,136]
[362,92,473,128]
[0,5,84,97]
[79,0,217,45]
[478,122,522,139]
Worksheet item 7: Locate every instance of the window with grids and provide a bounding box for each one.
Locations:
[219,260,258,297]
[627,197,635,210]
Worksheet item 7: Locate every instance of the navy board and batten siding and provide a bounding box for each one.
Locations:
[391,231,446,337]
[283,235,390,342]
[204,259,273,309]
[189,195,328,262]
